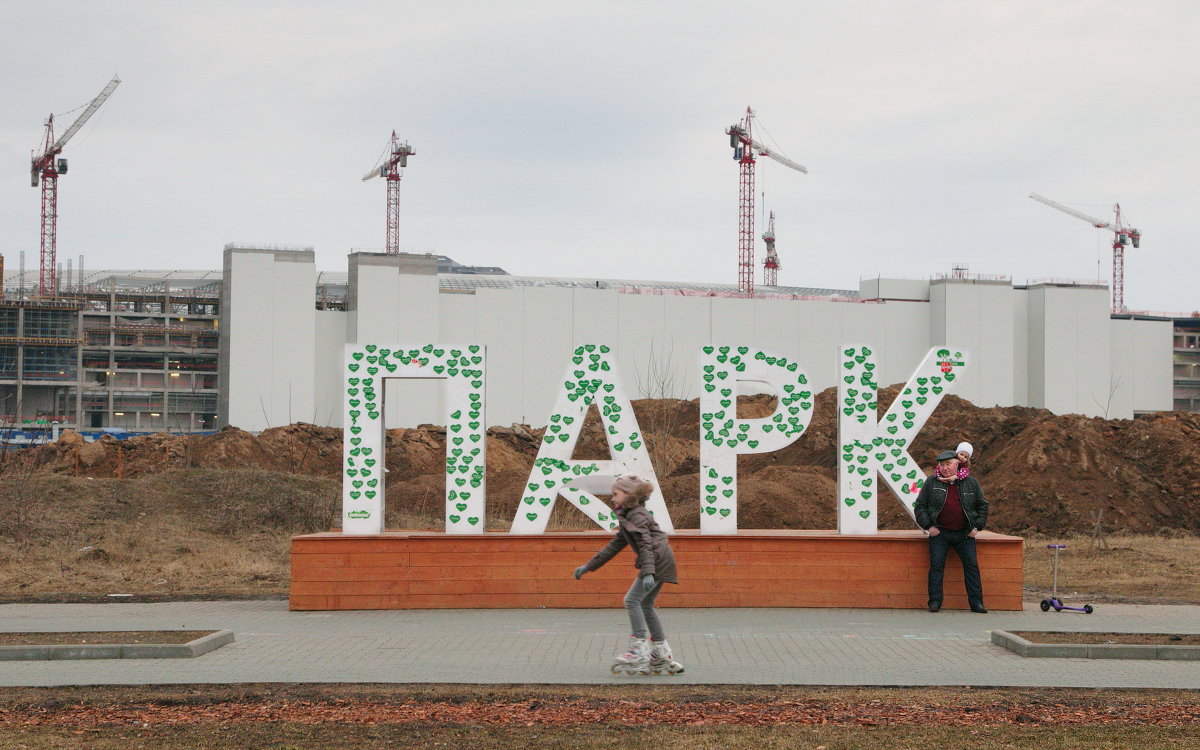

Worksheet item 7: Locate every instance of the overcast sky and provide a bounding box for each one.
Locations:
[2,1,1197,312]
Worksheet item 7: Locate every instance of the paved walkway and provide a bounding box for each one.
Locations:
[1,600,1198,687]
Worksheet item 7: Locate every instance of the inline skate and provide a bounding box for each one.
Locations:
[610,637,652,675]
[649,639,685,674]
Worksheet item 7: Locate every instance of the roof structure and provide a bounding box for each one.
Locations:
[3,268,858,300]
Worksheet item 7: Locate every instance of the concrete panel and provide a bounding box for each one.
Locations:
[438,293,477,343]
[220,248,315,431]
[1030,285,1111,417]
[475,288,525,426]
[744,297,801,396]
[313,311,348,427]
[1026,287,1047,409]
[930,280,1015,407]
[1132,319,1173,413]
[658,295,712,401]
[571,289,621,345]
[861,277,931,301]
[348,254,442,427]
[522,287,575,428]
[795,301,847,395]
[1112,317,1173,415]
[616,294,667,405]
[881,301,930,390]
[1012,289,1029,406]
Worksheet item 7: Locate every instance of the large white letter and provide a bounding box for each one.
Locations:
[342,344,487,535]
[698,345,815,533]
[510,344,671,534]
[837,345,969,533]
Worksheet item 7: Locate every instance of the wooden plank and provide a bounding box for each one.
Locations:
[289,530,1026,611]
[292,561,1022,584]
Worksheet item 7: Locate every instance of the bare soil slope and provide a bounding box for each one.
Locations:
[4,386,1200,536]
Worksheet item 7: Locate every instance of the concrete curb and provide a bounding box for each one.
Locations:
[991,630,1200,660]
[0,630,234,661]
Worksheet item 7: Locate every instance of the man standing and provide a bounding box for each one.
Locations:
[914,449,989,613]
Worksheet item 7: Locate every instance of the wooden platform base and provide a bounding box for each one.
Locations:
[290,529,1024,611]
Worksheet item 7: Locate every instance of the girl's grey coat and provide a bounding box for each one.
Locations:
[584,504,678,584]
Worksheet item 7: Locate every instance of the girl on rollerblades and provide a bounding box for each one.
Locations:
[574,473,684,675]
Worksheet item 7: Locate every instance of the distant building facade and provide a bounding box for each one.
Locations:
[218,248,1173,432]
[1,247,1180,434]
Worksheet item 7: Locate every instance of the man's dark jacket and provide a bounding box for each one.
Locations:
[913,475,988,532]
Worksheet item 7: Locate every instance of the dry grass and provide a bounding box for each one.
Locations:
[0,473,1197,604]
[0,470,337,600]
[1021,534,1200,604]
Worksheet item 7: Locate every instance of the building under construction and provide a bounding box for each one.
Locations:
[0,250,504,434]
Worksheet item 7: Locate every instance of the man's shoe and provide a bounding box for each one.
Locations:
[971,605,988,614]
[928,602,941,613]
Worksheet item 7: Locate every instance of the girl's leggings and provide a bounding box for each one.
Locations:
[623,577,666,641]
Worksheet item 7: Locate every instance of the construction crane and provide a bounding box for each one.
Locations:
[1029,192,1141,313]
[762,211,780,286]
[362,131,416,254]
[725,107,806,297]
[29,76,121,296]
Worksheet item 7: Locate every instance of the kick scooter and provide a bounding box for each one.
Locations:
[1039,544,1094,614]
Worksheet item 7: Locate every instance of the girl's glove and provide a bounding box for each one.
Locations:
[574,565,588,580]
[642,574,656,593]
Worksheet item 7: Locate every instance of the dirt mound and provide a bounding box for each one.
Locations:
[4,389,1200,536]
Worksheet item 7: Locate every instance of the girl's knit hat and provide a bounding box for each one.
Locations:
[956,441,974,457]
[612,472,647,495]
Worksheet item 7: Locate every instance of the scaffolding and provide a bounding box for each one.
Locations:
[1,273,221,432]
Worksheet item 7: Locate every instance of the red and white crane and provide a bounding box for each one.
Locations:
[1029,192,1141,313]
[762,210,780,286]
[29,76,121,296]
[362,131,416,254]
[725,107,806,296]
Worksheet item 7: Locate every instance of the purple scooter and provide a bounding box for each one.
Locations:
[1039,544,1094,614]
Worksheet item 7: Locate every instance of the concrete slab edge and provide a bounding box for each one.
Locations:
[991,630,1200,660]
[0,630,235,662]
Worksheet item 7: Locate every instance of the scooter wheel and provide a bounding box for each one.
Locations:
[1083,605,1094,614]
[1040,600,1051,612]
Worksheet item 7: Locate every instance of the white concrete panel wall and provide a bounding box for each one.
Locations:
[1108,320,1135,419]
[753,298,801,388]
[1111,318,1173,416]
[439,293,477,343]
[658,296,712,401]
[269,256,317,426]
[348,257,442,427]
[270,263,1174,429]
[1133,319,1173,413]
[880,301,930,389]
[795,301,849,395]
[221,249,315,431]
[616,294,669,402]
[929,281,1015,407]
[313,311,348,426]
[474,288,525,425]
[1012,289,1029,406]
[1026,288,1047,409]
[1029,285,1112,417]
[861,278,931,301]
[522,287,575,426]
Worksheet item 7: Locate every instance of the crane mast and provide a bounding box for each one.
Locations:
[362,131,416,254]
[725,108,806,296]
[762,211,779,286]
[29,76,121,296]
[1029,192,1141,313]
